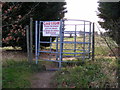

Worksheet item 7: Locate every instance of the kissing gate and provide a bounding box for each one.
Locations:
[35,19,94,69]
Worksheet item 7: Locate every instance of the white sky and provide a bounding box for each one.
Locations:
[65,0,99,22]
[65,0,105,33]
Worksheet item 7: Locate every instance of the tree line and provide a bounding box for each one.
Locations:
[2,2,67,51]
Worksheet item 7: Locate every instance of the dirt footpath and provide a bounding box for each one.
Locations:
[30,71,56,88]
[2,49,57,88]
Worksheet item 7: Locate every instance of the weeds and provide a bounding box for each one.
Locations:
[53,58,118,88]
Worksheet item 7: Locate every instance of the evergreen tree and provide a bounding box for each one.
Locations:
[97,2,120,47]
[2,2,67,51]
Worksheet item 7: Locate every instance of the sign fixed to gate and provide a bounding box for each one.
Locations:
[43,21,60,37]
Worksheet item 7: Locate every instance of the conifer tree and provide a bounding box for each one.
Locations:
[2,2,67,51]
[98,2,120,47]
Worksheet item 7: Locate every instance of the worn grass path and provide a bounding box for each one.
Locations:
[30,71,56,88]
[2,50,57,88]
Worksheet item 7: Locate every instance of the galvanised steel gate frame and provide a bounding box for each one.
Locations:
[35,19,94,69]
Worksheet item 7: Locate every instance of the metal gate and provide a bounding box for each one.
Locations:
[35,19,94,69]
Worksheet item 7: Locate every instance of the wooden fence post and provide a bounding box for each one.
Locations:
[26,17,33,63]
[26,25,30,62]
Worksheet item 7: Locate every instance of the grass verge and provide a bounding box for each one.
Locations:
[2,59,46,88]
[53,58,118,88]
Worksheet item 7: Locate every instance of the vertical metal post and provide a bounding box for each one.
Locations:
[35,21,38,64]
[92,23,95,61]
[49,37,52,61]
[59,19,64,68]
[30,17,33,62]
[56,37,58,60]
[38,21,41,56]
[88,22,92,58]
[83,21,86,61]
[26,25,30,62]
[74,25,77,57]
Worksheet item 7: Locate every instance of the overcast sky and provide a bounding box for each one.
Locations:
[64,0,105,32]
[65,0,99,22]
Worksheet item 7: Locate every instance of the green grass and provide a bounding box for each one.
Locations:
[2,59,46,88]
[95,46,110,56]
[53,58,118,88]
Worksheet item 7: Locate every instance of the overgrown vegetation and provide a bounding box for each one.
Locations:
[53,58,118,88]
[2,59,46,88]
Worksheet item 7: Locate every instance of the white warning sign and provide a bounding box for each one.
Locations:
[43,21,60,36]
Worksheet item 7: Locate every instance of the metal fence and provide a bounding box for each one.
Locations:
[35,19,94,69]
